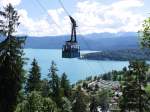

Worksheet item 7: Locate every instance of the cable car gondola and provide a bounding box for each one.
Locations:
[62,16,80,58]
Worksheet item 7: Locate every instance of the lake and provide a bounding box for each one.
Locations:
[24,49,129,83]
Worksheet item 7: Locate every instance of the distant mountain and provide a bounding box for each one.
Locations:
[0,32,140,50]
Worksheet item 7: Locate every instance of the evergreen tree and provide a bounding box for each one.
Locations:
[89,97,98,112]
[48,61,61,106]
[40,79,50,97]
[120,70,139,111]
[72,86,87,112]
[0,4,26,112]
[25,58,41,93]
[82,82,88,89]
[112,70,118,81]
[120,60,150,112]
[95,89,109,112]
[61,73,71,97]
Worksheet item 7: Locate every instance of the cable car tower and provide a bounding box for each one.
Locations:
[62,16,80,58]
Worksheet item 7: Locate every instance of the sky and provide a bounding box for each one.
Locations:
[0,0,150,36]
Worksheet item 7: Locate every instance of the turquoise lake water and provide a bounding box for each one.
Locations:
[24,49,129,83]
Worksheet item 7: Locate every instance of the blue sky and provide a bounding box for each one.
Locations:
[0,0,150,36]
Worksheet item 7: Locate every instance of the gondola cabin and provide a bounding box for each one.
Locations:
[62,16,80,58]
[62,41,80,58]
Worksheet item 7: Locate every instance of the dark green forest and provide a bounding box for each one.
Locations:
[0,4,150,112]
[81,49,150,61]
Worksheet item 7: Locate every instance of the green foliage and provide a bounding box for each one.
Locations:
[129,60,148,86]
[72,86,87,112]
[61,97,72,112]
[40,79,50,97]
[25,58,41,93]
[15,100,29,112]
[86,76,92,81]
[42,97,58,112]
[15,91,58,112]
[0,4,20,36]
[0,4,26,112]
[112,70,118,81]
[82,82,88,89]
[145,84,150,94]
[27,91,43,111]
[94,89,109,112]
[61,73,71,97]
[94,76,98,81]
[89,97,98,112]
[82,49,150,61]
[101,70,124,81]
[101,72,112,80]
[76,80,83,85]
[120,60,150,112]
[140,17,150,48]
[48,61,61,106]
[147,73,150,82]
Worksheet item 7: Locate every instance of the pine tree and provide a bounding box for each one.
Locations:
[61,73,71,97]
[120,70,139,111]
[25,58,41,93]
[40,79,50,97]
[89,97,98,112]
[99,90,109,112]
[48,61,61,106]
[120,60,150,112]
[0,4,26,112]
[72,86,87,112]
[129,60,150,112]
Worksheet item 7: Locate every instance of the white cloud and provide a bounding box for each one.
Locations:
[17,9,69,36]
[16,0,146,36]
[48,8,64,25]
[18,9,52,36]
[74,0,145,34]
[111,0,144,10]
[0,0,21,6]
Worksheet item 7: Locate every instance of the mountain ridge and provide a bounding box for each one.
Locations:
[0,32,140,50]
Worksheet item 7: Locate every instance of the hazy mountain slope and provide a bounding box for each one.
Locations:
[1,32,140,50]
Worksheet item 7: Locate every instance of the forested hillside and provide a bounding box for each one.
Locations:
[81,49,150,61]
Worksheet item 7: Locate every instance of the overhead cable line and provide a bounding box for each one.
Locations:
[58,0,70,16]
[58,0,107,74]
[57,0,101,73]
[32,0,107,76]
[35,0,65,33]
[77,29,107,74]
